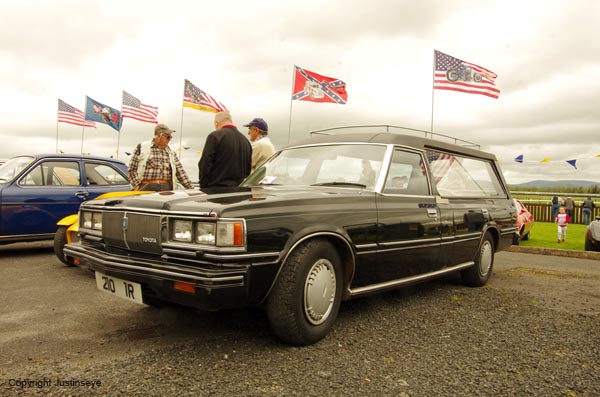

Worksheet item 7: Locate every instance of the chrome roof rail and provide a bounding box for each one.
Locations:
[309,124,480,149]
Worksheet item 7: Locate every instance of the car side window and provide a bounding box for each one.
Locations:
[426,150,504,198]
[20,161,81,186]
[383,150,429,195]
[84,162,128,186]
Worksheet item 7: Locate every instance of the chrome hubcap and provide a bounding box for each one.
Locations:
[479,240,493,276]
[304,259,336,325]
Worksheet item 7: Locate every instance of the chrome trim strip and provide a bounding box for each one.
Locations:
[379,237,440,247]
[355,243,378,249]
[65,246,244,284]
[202,251,280,261]
[83,205,214,217]
[349,262,474,297]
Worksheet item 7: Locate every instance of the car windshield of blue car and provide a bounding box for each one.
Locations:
[0,156,35,184]
[242,144,386,190]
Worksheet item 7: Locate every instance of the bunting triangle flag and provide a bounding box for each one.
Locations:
[566,159,577,169]
[514,154,524,163]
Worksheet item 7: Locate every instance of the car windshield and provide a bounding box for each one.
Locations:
[242,144,387,190]
[0,156,35,184]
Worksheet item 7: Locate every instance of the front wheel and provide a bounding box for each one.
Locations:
[267,238,343,346]
[54,226,75,266]
[461,232,494,287]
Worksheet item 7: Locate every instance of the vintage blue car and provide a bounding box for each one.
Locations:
[0,153,130,244]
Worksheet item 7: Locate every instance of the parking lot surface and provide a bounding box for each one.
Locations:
[1,242,599,396]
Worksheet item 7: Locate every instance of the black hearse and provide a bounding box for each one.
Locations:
[65,127,517,345]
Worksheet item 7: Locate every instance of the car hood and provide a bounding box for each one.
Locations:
[83,186,376,217]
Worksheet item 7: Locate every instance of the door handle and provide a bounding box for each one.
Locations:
[427,208,438,218]
[75,191,89,199]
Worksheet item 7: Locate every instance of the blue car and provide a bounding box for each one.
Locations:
[0,154,130,244]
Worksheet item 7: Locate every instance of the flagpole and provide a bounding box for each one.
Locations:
[178,103,184,159]
[80,126,85,154]
[55,120,59,154]
[287,66,296,144]
[430,50,436,138]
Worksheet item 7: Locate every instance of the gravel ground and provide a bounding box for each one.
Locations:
[2,251,599,396]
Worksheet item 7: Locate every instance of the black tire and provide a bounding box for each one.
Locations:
[584,238,594,252]
[461,232,494,287]
[54,226,75,266]
[512,232,520,245]
[267,238,343,346]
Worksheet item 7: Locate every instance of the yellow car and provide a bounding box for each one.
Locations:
[54,190,152,266]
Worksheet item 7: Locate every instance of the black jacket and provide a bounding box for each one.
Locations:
[198,125,252,188]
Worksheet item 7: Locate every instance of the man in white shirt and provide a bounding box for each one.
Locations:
[244,117,276,171]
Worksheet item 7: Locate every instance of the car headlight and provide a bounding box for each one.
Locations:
[81,211,92,229]
[172,220,193,242]
[196,222,216,245]
[92,212,102,230]
[80,211,102,230]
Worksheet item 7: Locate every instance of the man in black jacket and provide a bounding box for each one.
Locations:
[198,111,252,188]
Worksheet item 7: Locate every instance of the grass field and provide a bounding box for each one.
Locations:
[518,221,587,250]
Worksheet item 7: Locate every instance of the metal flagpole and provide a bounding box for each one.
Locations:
[178,102,185,159]
[116,91,124,159]
[80,126,85,154]
[287,66,297,144]
[55,120,59,154]
[430,50,436,138]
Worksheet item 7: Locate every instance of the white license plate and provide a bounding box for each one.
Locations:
[95,272,144,305]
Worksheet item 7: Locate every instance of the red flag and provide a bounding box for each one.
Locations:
[434,50,500,99]
[292,66,347,104]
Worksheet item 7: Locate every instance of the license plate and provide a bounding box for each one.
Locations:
[95,272,144,305]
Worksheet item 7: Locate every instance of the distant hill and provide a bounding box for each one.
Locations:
[509,180,600,189]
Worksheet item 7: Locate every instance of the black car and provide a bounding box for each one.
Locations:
[65,129,517,345]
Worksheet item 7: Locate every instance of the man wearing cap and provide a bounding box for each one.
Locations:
[128,124,194,191]
[244,117,276,171]
[198,111,252,188]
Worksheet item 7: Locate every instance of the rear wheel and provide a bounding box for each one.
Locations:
[584,238,594,252]
[461,232,494,287]
[54,226,75,266]
[512,232,520,245]
[267,238,342,346]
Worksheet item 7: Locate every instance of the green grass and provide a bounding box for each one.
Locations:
[519,221,587,250]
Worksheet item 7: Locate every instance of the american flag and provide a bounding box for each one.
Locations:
[57,99,96,128]
[292,66,348,104]
[183,79,227,113]
[434,50,500,99]
[425,151,456,184]
[121,91,158,124]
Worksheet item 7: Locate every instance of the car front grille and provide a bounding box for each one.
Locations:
[102,211,163,254]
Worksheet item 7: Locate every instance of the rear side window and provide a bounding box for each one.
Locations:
[426,150,505,198]
[84,162,128,185]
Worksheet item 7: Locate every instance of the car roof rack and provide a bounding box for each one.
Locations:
[309,124,480,149]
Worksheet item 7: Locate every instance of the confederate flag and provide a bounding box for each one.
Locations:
[292,66,348,104]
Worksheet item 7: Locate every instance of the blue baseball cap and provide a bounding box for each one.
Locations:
[243,118,268,132]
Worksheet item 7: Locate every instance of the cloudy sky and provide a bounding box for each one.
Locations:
[1,0,598,184]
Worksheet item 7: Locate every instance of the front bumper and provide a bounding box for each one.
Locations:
[64,242,279,310]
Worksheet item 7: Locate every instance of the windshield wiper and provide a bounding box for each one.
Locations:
[311,182,367,188]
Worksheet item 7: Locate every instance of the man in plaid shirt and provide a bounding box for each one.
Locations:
[128,124,194,191]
